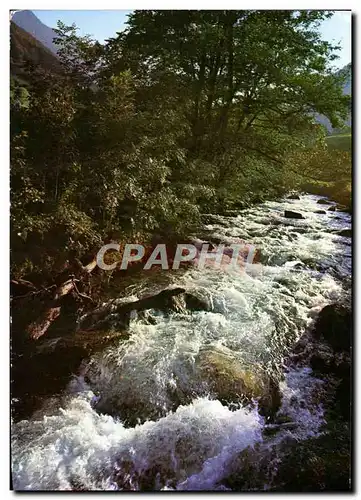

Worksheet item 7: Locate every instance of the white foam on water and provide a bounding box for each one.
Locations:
[12,396,262,491]
[277,367,326,440]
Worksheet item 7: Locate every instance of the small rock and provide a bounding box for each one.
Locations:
[317,199,331,205]
[328,206,336,212]
[284,210,305,219]
[264,422,298,436]
[287,194,300,200]
[315,210,326,215]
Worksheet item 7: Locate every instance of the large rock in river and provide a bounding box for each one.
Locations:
[196,345,281,418]
[313,303,351,352]
[284,210,305,219]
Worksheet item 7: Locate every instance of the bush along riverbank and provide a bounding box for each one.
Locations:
[11,194,352,491]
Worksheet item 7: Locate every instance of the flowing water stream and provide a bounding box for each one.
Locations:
[11,194,352,491]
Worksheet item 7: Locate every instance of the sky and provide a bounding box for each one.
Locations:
[33,10,132,43]
[33,9,352,68]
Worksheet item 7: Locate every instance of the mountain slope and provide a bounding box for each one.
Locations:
[315,63,351,133]
[10,22,63,80]
[337,63,351,95]
[12,10,58,55]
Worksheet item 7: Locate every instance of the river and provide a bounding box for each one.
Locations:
[11,194,352,491]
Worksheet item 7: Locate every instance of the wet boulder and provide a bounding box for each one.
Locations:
[284,210,305,220]
[317,199,331,205]
[196,346,281,418]
[311,349,350,381]
[315,210,327,215]
[310,352,334,375]
[313,304,351,352]
[287,194,300,200]
[184,292,211,312]
[266,430,352,491]
[337,229,352,238]
[166,290,212,314]
[11,326,128,422]
[338,206,352,214]
[136,310,158,325]
[328,206,336,212]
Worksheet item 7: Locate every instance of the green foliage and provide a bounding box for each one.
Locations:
[10,78,29,110]
[10,10,351,281]
[286,136,351,207]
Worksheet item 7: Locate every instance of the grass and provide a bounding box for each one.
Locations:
[325,133,352,153]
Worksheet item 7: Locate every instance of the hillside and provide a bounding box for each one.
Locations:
[337,63,351,95]
[315,63,352,133]
[12,10,58,55]
[10,22,63,80]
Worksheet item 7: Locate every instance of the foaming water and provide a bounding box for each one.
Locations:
[278,367,325,440]
[12,395,262,491]
[12,194,351,490]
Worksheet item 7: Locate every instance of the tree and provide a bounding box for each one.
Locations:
[105,10,349,207]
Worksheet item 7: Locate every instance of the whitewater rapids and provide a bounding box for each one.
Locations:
[11,194,351,490]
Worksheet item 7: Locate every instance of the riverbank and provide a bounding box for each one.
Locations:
[301,181,352,211]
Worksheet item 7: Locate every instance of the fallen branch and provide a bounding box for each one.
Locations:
[26,258,97,341]
[72,279,95,303]
[11,284,57,301]
[11,278,37,291]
